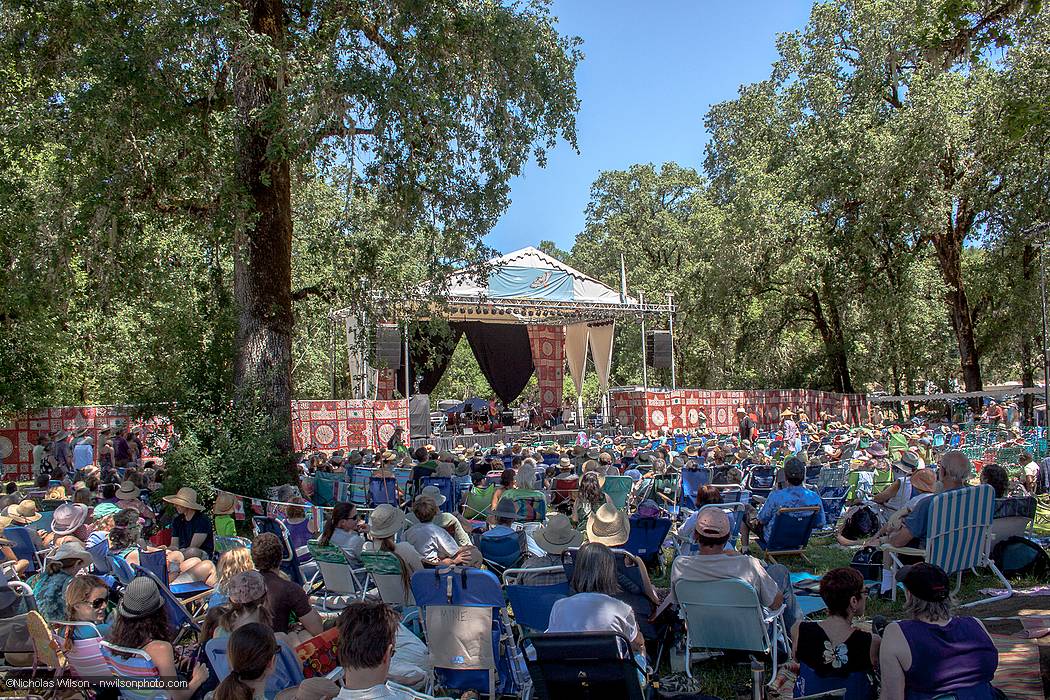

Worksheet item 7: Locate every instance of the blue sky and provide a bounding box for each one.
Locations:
[487,0,814,252]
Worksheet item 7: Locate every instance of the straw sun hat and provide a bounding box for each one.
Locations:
[163,487,205,511]
[532,514,582,555]
[586,503,630,547]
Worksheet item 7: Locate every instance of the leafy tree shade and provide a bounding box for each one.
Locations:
[1,1,581,455]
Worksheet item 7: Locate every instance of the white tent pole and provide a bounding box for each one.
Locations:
[640,291,648,391]
[668,292,676,391]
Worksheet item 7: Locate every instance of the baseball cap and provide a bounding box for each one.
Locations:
[784,457,806,481]
[896,562,950,602]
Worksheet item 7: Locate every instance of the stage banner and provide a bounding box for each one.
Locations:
[610,388,868,434]
[564,323,589,396]
[2,399,410,479]
[527,325,565,423]
[488,266,574,300]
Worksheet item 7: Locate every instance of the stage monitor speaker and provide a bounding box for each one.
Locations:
[462,427,474,435]
[375,326,402,369]
[501,410,516,427]
[409,394,431,439]
[646,331,672,369]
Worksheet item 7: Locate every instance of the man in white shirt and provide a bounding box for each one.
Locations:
[403,496,481,567]
[335,600,436,700]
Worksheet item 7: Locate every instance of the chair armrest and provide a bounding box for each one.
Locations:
[762,604,787,625]
[879,544,924,557]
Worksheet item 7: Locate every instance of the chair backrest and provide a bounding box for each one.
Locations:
[794,661,871,699]
[419,476,457,514]
[561,547,648,601]
[763,506,821,553]
[463,484,495,520]
[5,527,40,574]
[925,484,996,575]
[503,579,569,634]
[107,555,137,586]
[359,550,413,606]
[673,578,771,655]
[307,541,361,596]
[527,632,646,700]
[818,486,850,526]
[872,469,894,494]
[393,467,413,498]
[815,467,847,492]
[100,641,165,700]
[205,636,305,696]
[86,539,111,574]
[512,496,546,523]
[479,531,524,569]
[367,476,400,507]
[484,470,505,486]
[252,516,303,585]
[312,472,340,506]
[52,622,112,679]
[681,468,711,508]
[348,467,373,505]
[622,516,672,561]
[136,548,167,583]
[214,536,252,555]
[601,476,634,510]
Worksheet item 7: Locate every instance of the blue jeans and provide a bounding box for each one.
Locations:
[764,562,800,633]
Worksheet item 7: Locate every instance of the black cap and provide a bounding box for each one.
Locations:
[784,457,806,481]
[896,562,951,602]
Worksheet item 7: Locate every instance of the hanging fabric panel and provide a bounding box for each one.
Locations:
[588,321,615,392]
[564,323,590,396]
[396,320,464,397]
[455,322,535,405]
[527,325,566,421]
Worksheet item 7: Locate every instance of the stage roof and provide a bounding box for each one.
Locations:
[337,246,674,325]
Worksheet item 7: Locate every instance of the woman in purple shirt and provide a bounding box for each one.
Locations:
[880,563,998,700]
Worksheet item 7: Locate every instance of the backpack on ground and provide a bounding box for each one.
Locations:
[840,504,880,541]
[990,536,1049,579]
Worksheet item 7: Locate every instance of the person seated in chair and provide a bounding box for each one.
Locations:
[519,514,579,585]
[750,457,824,546]
[479,499,527,561]
[251,533,324,638]
[656,508,801,633]
[880,563,999,700]
[791,567,879,693]
[403,496,481,568]
[334,600,438,699]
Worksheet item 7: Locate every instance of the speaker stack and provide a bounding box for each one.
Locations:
[374,325,402,369]
[646,331,672,369]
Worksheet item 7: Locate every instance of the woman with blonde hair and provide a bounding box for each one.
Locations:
[209,546,255,608]
[61,573,110,642]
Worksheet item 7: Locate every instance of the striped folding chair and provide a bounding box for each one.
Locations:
[100,641,165,700]
[348,466,373,506]
[881,484,1010,607]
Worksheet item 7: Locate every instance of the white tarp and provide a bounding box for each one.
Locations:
[564,323,590,395]
[588,322,615,393]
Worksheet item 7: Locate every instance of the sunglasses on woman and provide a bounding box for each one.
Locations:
[83,597,107,609]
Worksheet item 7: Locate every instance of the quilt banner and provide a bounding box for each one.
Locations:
[527,325,566,423]
[609,388,868,434]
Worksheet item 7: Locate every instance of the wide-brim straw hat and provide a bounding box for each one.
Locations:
[368,504,405,539]
[163,487,205,511]
[213,492,236,515]
[910,468,937,493]
[586,503,630,547]
[46,541,92,570]
[51,503,89,535]
[418,485,446,506]
[5,499,42,524]
[115,481,141,500]
[533,514,582,555]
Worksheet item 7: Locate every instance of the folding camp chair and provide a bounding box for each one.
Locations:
[502,568,569,636]
[814,466,847,493]
[393,467,413,502]
[744,465,776,499]
[673,577,788,679]
[550,477,579,512]
[794,661,872,700]
[100,641,164,700]
[463,484,495,521]
[622,516,672,568]
[51,621,113,683]
[367,476,400,507]
[526,632,650,700]
[411,567,530,698]
[5,527,44,574]
[359,550,414,607]
[252,516,306,585]
[756,506,822,564]
[306,541,369,610]
[479,530,526,573]
[844,471,874,503]
[602,475,634,510]
[312,472,340,507]
[86,539,111,574]
[881,483,1011,607]
[989,495,1036,545]
[131,566,203,636]
[348,466,372,506]
[818,486,849,529]
[136,548,213,602]
[214,535,252,555]
[681,468,711,509]
[419,476,457,514]
[106,555,137,586]
[205,637,313,695]
[871,469,894,495]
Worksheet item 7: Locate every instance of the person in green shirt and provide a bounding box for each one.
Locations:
[213,492,238,538]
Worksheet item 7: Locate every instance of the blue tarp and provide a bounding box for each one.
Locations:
[487,266,573,300]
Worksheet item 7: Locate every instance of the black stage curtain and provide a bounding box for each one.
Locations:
[397,320,464,397]
[454,322,535,405]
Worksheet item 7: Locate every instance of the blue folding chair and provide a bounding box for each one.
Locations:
[756,506,822,564]
[602,475,634,510]
[479,531,525,573]
[368,477,400,507]
[411,567,529,698]
[205,636,311,695]
[87,539,111,574]
[348,466,372,506]
[419,476,457,514]
[745,465,776,499]
[526,632,650,700]
[502,569,568,635]
[681,468,711,509]
[793,661,872,699]
[393,467,413,502]
[137,548,213,599]
[818,486,849,528]
[313,472,340,506]
[622,516,672,567]
[252,516,305,585]
[4,527,43,574]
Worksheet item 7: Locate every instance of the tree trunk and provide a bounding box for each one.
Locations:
[1020,243,1035,425]
[809,288,852,393]
[233,0,294,456]
[931,208,983,399]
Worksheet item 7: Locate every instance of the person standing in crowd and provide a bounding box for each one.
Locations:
[96,428,116,480]
[32,434,48,478]
[212,492,238,538]
[981,400,1004,427]
[334,601,437,699]
[738,407,756,443]
[72,434,94,474]
[386,426,406,453]
[781,409,799,445]
[112,427,131,470]
[880,563,998,700]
